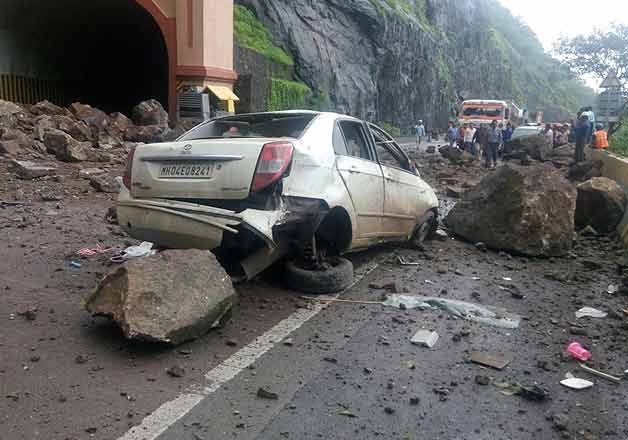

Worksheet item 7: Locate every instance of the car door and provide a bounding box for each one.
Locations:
[334,120,385,239]
[368,124,427,238]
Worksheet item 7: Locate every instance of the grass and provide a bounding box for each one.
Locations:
[234,5,293,66]
[267,78,311,111]
[610,121,628,157]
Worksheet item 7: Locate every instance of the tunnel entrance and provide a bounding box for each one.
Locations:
[0,0,169,116]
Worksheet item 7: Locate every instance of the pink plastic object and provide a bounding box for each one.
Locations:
[567,342,591,361]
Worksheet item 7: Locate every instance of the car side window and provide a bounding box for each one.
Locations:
[369,125,412,172]
[332,123,349,156]
[338,121,372,161]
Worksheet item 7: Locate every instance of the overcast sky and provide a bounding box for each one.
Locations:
[498,0,628,88]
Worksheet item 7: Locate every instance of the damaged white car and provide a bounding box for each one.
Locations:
[117,111,438,292]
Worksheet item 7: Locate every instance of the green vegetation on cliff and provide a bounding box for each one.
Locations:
[234,5,293,66]
[610,120,628,157]
[478,0,595,120]
[267,78,311,111]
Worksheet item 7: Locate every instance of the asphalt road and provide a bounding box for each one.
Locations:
[1,145,627,440]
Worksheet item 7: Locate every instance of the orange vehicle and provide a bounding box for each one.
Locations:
[458,100,524,127]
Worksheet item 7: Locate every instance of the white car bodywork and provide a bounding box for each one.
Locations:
[117,111,438,279]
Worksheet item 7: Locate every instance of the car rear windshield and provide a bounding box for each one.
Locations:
[179,114,317,141]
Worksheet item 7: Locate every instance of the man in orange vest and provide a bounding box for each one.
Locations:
[591,123,609,149]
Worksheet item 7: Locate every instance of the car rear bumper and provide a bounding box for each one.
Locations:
[116,187,288,279]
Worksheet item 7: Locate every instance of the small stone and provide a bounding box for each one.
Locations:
[475,375,490,386]
[85,427,97,434]
[552,413,569,431]
[384,407,395,415]
[569,327,588,336]
[323,357,338,364]
[283,338,294,346]
[29,356,41,363]
[257,387,278,400]
[226,339,238,347]
[166,365,185,378]
[409,397,420,406]
[74,354,88,364]
[437,266,448,274]
[475,242,488,252]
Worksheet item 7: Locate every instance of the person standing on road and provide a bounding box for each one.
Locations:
[543,124,554,145]
[502,122,513,144]
[473,123,489,162]
[582,107,596,144]
[464,124,476,156]
[574,114,590,163]
[447,122,458,148]
[415,120,426,147]
[591,123,609,149]
[486,120,502,169]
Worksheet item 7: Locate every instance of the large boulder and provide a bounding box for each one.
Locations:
[445,164,576,257]
[575,177,627,233]
[69,102,110,130]
[568,160,603,182]
[551,144,575,169]
[85,250,236,344]
[43,129,91,162]
[132,99,169,127]
[503,134,553,162]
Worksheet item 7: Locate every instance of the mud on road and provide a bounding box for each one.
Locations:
[1,145,627,440]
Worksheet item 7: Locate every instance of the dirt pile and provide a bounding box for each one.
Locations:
[85,249,237,345]
[0,98,180,168]
[575,177,627,233]
[445,163,577,257]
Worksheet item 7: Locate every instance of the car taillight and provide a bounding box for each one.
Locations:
[251,141,294,192]
[122,145,137,190]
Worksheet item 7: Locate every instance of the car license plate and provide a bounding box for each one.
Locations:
[159,163,215,179]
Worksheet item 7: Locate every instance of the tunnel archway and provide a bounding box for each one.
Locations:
[0,0,170,116]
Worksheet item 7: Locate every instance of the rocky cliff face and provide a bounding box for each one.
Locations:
[236,0,593,130]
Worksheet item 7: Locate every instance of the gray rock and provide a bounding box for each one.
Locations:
[132,99,169,127]
[10,160,57,180]
[504,134,553,162]
[30,100,69,116]
[0,99,23,117]
[85,250,237,345]
[124,125,171,144]
[551,144,575,169]
[0,140,21,156]
[79,168,106,179]
[44,129,90,162]
[568,160,603,182]
[575,177,627,233]
[69,102,110,130]
[445,164,576,257]
[90,175,121,193]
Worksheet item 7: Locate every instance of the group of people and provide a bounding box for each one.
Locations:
[573,107,609,163]
[445,120,513,169]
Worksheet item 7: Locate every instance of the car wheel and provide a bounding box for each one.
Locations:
[411,210,437,248]
[285,257,354,294]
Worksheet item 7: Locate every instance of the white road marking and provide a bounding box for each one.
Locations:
[118,261,380,440]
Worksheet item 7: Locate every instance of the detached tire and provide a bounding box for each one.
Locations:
[285,257,354,294]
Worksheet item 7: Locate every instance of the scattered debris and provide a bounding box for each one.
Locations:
[566,342,591,361]
[410,330,439,348]
[552,413,570,431]
[166,366,185,378]
[337,410,357,418]
[77,245,115,258]
[607,284,619,294]
[560,377,594,390]
[579,364,621,383]
[383,295,521,329]
[10,160,57,180]
[110,242,156,263]
[85,250,237,345]
[17,306,38,321]
[575,307,608,319]
[397,256,420,266]
[257,387,279,400]
[470,352,512,370]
